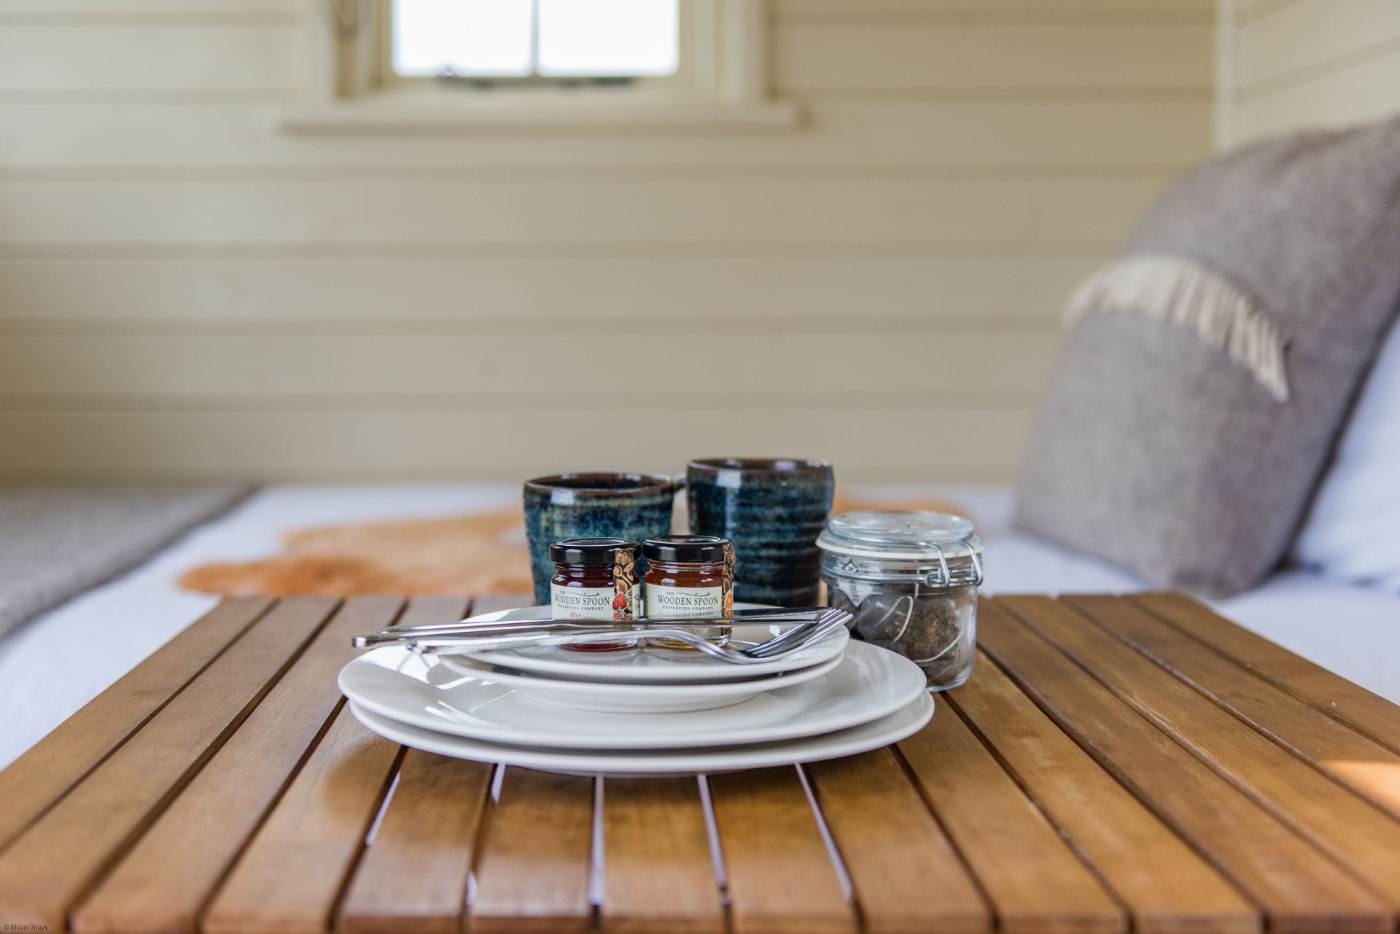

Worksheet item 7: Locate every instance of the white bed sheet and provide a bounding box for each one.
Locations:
[2,484,1396,770]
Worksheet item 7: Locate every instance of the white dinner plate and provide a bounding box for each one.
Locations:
[452,606,849,684]
[437,651,844,713]
[348,692,934,776]
[339,639,924,750]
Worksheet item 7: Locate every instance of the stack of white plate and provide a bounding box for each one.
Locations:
[339,606,934,776]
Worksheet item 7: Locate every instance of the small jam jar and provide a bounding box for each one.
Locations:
[549,538,641,652]
[642,535,733,647]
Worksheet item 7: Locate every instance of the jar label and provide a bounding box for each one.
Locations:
[645,586,724,618]
[551,584,640,620]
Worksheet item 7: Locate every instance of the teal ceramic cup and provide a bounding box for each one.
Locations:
[686,457,834,607]
[523,472,678,605]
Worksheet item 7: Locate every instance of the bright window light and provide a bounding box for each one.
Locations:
[391,0,680,79]
[393,0,534,77]
[538,0,679,76]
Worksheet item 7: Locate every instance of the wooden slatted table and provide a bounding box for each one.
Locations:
[2,592,1399,934]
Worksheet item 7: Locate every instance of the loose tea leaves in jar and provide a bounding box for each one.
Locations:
[818,512,982,690]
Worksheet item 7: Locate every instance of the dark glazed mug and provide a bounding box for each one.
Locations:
[523,472,677,605]
[686,458,834,607]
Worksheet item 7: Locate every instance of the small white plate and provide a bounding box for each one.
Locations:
[453,606,849,684]
[348,692,933,776]
[339,639,924,750]
[437,652,844,713]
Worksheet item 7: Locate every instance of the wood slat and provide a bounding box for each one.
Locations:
[0,100,1209,171]
[980,598,1392,933]
[337,751,492,934]
[803,749,992,934]
[945,650,1258,934]
[897,702,1124,934]
[0,22,297,93]
[1236,0,1400,91]
[706,767,856,934]
[0,405,1032,486]
[0,253,1094,337]
[1132,591,1400,754]
[1233,46,1400,142]
[335,596,495,934]
[0,176,1167,248]
[775,20,1211,93]
[71,596,408,934]
[0,332,1060,399]
[1006,595,1400,913]
[0,594,272,849]
[0,252,1095,330]
[1071,593,1400,818]
[469,767,595,934]
[201,703,405,934]
[0,596,337,932]
[389,594,472,632]
[600,777,725,934]
[468,593,535,616]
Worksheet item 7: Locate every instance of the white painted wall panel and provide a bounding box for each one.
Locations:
[1225,0,1400,144]
[0,1,1214,483]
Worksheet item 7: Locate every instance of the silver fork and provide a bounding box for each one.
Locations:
[368,608,851,664]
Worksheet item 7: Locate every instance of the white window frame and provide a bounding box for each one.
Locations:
[282,0,800,133]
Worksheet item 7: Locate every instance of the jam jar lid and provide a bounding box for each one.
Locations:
[549,538,640,566]
[817,511,982,587]
[642,535,729,563]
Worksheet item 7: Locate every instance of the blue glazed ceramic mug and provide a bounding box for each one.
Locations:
[686,458,834,607]
[523,472,678,605]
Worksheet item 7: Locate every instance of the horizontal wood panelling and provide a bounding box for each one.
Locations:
[0,100,1211,171]
[776,20,1212,94]
[0,3,1210,483]
[0,1,294,13]
[0,253,1096,328]
[0,176,1168,247]
[0,406,1033,482]
[0,333,1059,398]
[1236,48,1400,139]
[0,0,1211,16]
[0,23,298,93]
[0,20,1211,99]
[1225,0,1400,144]
[774,0,1212,14]
[1236,0,1400,91]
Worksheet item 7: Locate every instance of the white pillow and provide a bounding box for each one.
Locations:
[1292,318,1400,591]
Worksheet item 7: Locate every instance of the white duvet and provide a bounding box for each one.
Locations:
[2,484,1396,770]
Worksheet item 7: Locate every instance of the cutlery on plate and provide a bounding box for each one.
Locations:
[353,608,851,664]
[370,605,833,637]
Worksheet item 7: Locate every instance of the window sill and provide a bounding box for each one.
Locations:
[278,91,804,135]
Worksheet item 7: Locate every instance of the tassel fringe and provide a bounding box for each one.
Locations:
[1065,253,1290,402]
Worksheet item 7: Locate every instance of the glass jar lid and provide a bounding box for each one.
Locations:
[549,538,640,566]
[817,511,982,587]
[642,535,729,564]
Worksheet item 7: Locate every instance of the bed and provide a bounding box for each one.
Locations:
[3,483,1396,771]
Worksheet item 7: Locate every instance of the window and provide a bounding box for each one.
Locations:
[289,0,798,132]
[392,0,681,81]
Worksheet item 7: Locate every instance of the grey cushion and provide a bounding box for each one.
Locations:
[1016,116,1400,597]
[0,485,253,637]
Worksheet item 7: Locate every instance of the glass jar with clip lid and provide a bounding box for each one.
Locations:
[817,511,982,690]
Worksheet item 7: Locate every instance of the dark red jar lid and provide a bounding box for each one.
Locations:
[549,538,640,566]
[642,535,729,564]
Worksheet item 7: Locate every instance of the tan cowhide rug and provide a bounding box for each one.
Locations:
[178,493,967,598]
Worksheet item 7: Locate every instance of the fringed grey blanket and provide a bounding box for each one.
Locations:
[1017,116,1400,597]
[0,486,253,638]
